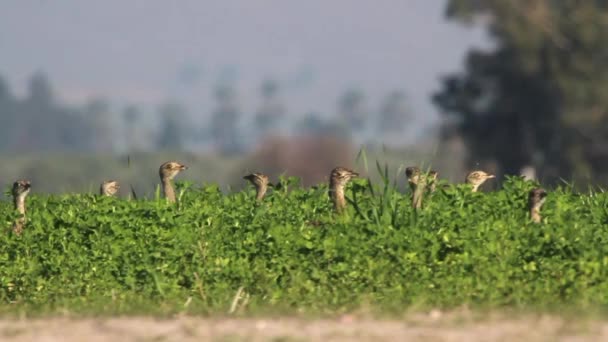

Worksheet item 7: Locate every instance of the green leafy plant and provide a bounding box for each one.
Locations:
[0,172,607,316]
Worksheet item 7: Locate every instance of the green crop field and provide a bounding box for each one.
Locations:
[1,166,608,318]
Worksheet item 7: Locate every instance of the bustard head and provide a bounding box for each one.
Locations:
[465,170,495,192]
[427,170,439,192]
[405,166,421,186]
[528,188,547,208]
[100,180,120,196]
[243,172,269,187]
[329,167,358,213]
[329,167,359,187]
[12,180,31,198]
[159,161,188,180]
[406,166,435,209]
[11,180,31,235]
[244,172,271,201]
[528,188,547,223]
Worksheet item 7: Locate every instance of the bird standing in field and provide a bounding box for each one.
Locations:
[159,161,188,203]
[328,167,359,213]
[100,180,120,197]
[528,188,547,223]
[405,167,421,191]
[243,172,270,201]
[405,167,437,209]
[11,180,31,234]
[405,166,425,209]
[427,170,439,193]
[465,170,495,192]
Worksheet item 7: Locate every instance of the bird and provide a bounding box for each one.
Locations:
[159,161,188,203]
[243,172,270,201]
[328,167,359,213]
[405,166,421,191]
[11,180,31,234]
[405,166,424,209]
[100,180,120,197]
[465,170,495,192]
[427,170,439,193]
[405,167,438,209]
[528,188,547,223]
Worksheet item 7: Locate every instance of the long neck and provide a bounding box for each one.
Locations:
[428,176,437,193]
[330,183,346,212]
[408,181,417,193]
[255,184,268,201]
[412,183,424,209]
[530,206,542,223]
[13,195,26,234]
[14,195,26,214]
[162,178,176,203]
[471,184,480,192]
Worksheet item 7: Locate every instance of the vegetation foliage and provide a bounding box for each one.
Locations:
[436,0,608,183]
[1,169,607,316]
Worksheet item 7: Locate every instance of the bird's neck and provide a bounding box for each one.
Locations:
[530,205,542,223]
[412,183,425,209]
[14,195,26,214]
[330,184,346,212]
[255,184,268,201]
[161,178,176,203]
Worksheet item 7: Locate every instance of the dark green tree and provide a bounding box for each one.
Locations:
[157,102,187,150]
[28,72,54,106]
[21,72,87,151]
[83,98,113,151]
[210,84,241,154]
[434,0,608,183]
[296,111,349,138]
[0,72,108,152]
[0,75,17,150]
[377,90,409,134]
[338,88,367,134]
[123,105,142,152]
[255,79,285,135]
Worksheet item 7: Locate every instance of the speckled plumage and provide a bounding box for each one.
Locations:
[244,172,270,201]
[528,188,547,223]
[12,179,31,234]
[100,180,120,196]
[329,167,358,213]
[465,170,495,192]
[159,161,188,203]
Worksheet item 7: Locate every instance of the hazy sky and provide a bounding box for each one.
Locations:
[0,0,489,139]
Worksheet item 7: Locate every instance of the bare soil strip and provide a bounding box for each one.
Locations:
[0,312,606,342]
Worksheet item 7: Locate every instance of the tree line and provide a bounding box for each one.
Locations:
[435,0,608,185]
[0,73,412,155]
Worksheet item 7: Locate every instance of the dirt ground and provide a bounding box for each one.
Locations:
[0,310,606,341]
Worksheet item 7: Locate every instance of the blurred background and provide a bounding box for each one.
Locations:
[1,0,607,196]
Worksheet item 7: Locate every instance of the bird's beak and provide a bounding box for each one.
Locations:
[351,171,359,177]
[180,165,188,170]
[487,174,496,179]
